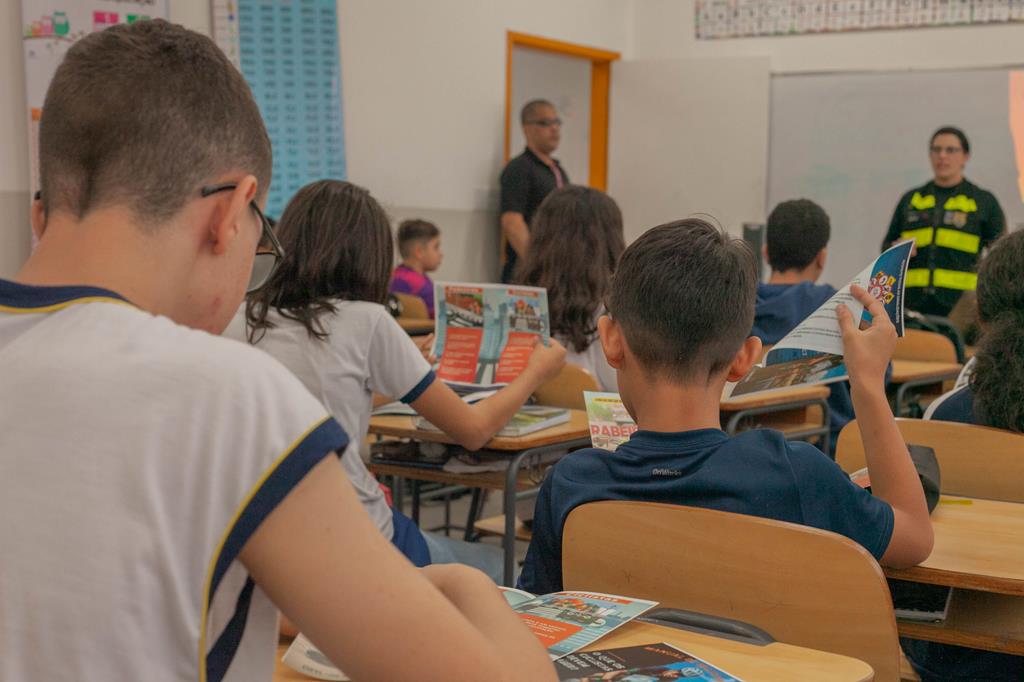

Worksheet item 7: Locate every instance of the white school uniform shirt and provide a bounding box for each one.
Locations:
[0,280,347,682]
[556,312,617,392]
[224,300,435,541]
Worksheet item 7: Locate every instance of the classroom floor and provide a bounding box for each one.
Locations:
[397,484,530,567]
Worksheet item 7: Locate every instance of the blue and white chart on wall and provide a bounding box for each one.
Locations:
[213,0,346,218]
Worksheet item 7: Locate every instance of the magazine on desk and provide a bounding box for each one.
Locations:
[555,643,745,681]
[499,588,658,660]
[723,240,915,400]
[584,392,638,451]
[431,282,550,388]
[415,405,570,437]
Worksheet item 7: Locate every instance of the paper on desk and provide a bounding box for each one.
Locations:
[281,633,348,681]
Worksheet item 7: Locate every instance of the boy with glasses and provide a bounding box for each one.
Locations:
[0,20,555,682]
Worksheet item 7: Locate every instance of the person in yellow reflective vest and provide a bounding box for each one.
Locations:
[882,126,1005,317]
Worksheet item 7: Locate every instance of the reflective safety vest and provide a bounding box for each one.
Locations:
[886,179,1004,316]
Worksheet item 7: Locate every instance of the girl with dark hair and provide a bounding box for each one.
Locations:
[908,229,1024,680]
[226,180,565,574]
[517,186,625,390]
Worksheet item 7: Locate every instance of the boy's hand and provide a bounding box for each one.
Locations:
[525,336,567,384]
[837,284,897,392]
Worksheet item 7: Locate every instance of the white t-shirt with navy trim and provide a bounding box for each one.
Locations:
[0,280,348,682]
[225,300,434,541]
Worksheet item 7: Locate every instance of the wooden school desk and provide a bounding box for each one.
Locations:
[884,496,1024,654]
[368,410,591,585]
[396,317,435,335]
[273,618,875,681]
[888,360,962,416]
[720,384,832,451]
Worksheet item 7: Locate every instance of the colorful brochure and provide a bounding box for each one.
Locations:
[724,240,914,399]
[555,643,745,681]
[584,392,638,451]
[499,588,658,660]
[431,282,549,386]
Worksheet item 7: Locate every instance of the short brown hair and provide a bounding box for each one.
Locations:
[608,218,758,383]
[246,180,393,342]
[39,20,271,227]
[397,219,440,258]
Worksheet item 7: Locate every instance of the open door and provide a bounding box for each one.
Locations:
[607,57,771,242]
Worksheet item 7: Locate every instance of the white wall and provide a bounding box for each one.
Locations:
[630,0,1024,73]
[0,0,628,280]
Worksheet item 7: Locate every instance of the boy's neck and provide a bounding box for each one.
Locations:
[768,267,817,285]
[16,208,185,320]
[401,258,424,275]
[626,374,726,433]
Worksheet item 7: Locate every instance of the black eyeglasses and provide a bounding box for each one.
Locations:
[929,145,963,156]
[527,118,562,128]
[200,183,285,293]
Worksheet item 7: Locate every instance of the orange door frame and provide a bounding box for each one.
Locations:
[504,31,621,190]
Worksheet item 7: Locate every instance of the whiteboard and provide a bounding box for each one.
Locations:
[769,68,1024,286]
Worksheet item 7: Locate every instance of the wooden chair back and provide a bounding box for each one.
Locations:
[533,364,599,410]
[394,292,429,320]
[893,329,957,363]
[563,501,900,681]
[836,419,1024,503]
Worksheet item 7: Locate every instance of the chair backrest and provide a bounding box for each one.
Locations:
[836,418,1024,503]
[532,364,599,410]
[563,501,899,681]
[393,292,429,320]
[893,329,957,363]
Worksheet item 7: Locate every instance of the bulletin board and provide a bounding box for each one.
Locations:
[19,0,168,196]
[212,0,346,218]
[696,0,1024,39]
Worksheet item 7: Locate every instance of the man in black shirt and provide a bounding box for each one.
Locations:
[499,99,569,283]
[882,126,1005,317]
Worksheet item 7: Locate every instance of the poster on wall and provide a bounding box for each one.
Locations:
[212,0,347,218]
[19,0,169,197]
[695,0,1024,39]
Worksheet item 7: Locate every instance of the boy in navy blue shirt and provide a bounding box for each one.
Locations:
[518,218,933,595]
[752,199,852,452]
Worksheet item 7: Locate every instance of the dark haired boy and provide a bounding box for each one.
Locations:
[390,218,443,317]
[518,219,933,595]
[753,199,852,451]
[0,20,555,681]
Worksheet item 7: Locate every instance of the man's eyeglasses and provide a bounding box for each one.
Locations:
[930,145,963,156]
[527,118,562,129]
[201,183,285,293]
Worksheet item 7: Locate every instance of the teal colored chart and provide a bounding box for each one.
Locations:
[235,0,346,218]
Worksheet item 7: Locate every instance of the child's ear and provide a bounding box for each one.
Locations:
[30,197,46,241]
[726,336,762,382]
[816,247,828,271]
[598,315,624,369]
[208,177,258,256]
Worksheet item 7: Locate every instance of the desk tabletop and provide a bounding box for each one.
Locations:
[369,409,590,450]
[397,318,435,335]
[719,384,830,411]
[273,619,874,681]
[884,496,1024,595]
[889,360,962,384]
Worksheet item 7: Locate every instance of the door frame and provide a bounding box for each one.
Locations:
[505,31,620,190]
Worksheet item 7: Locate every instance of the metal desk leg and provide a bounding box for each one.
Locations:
[464,488,483,542]
[725,398,831,454]
[503,449,533,586]
[411,480,421,527]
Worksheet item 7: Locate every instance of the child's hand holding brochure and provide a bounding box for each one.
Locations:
[724,240,914,399]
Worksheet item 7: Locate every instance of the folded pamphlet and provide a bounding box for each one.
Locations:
[431,282,549,387]
[724,240,914,399]
[555,642,745,681]
[499,588,658,660]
